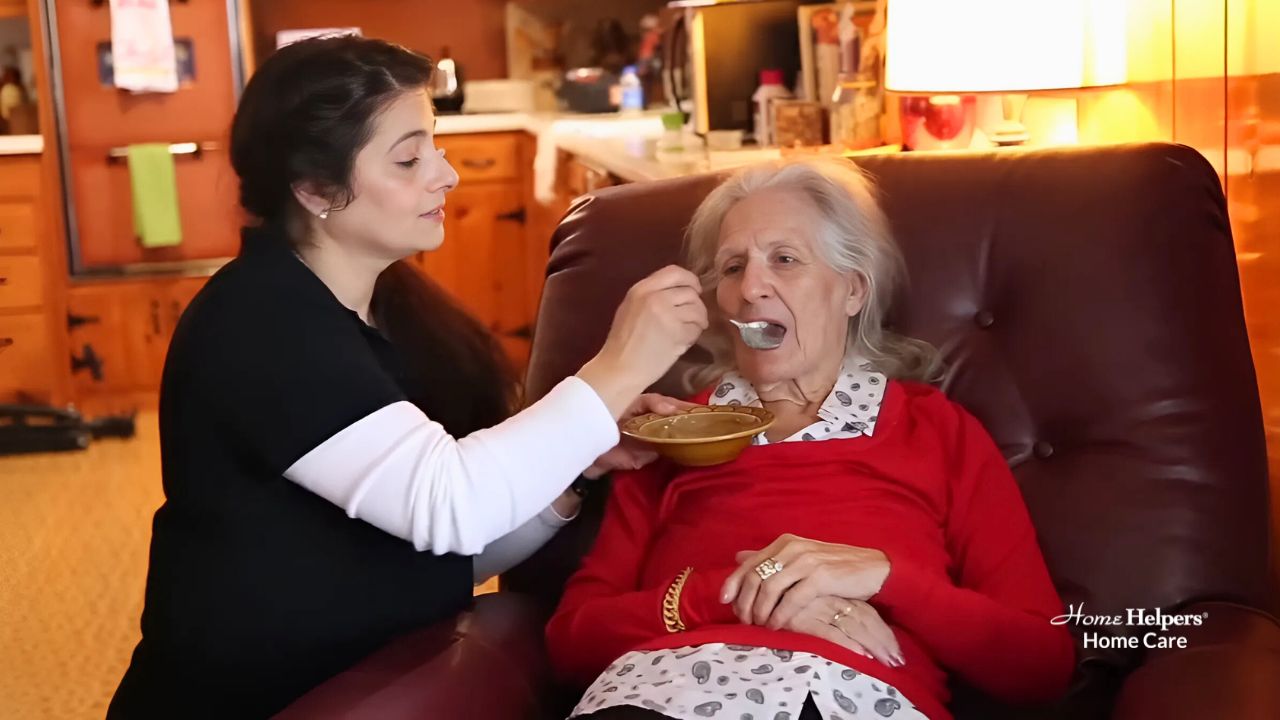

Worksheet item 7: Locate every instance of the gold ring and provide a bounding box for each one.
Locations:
[832,605,855,625]
[754,557,784,581]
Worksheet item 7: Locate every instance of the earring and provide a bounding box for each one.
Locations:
[318,209,330,220]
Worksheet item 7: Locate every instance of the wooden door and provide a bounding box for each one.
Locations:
[66,281,168,394]
[53,0,241,271]
[420,182,526,335]
[122,284,172,389]
[0,199,38,253]
[0,313,54,404]
[66,283,132,394]
[65,276,209,397]
[164,276,207,335]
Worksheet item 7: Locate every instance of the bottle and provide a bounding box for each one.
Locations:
[619,64,644,115]
[658,111,684,151]
[752,69,793,147]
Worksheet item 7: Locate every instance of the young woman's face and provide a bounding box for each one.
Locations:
[325,89,458,261]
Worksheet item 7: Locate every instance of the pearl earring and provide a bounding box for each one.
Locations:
[318,209,330,220]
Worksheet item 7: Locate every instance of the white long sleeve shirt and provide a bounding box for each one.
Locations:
[285,376,616,557]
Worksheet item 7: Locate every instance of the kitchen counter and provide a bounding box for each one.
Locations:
[0,135,43,155]
[434,112,536,136]
[434,111,782,199]
[552,132,784,183]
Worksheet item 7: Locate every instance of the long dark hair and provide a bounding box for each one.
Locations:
[230,35,518,437]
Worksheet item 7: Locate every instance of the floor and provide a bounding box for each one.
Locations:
[0,411,498,720]
[0,412,164,720]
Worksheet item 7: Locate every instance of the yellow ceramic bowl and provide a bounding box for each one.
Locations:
[621,405,774,467]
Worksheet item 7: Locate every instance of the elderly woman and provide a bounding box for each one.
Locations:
[545,158,1075,720]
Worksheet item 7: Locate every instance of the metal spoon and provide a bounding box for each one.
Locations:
[729,319,786,350]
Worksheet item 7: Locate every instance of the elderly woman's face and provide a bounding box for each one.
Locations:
[714,188,865,386]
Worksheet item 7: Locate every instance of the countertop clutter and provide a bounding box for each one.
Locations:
[436,110,783,201]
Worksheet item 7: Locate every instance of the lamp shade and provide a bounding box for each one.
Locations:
[885,0,1127,93]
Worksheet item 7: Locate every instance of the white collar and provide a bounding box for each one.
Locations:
[711,352,887,443]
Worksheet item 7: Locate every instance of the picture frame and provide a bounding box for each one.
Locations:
[96,38,196,87]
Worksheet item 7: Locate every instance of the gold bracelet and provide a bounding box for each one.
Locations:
[662,567,694,633]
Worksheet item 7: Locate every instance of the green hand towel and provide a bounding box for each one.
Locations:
[126,143,183,248]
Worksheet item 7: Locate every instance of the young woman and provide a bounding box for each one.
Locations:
[109,36,706,719]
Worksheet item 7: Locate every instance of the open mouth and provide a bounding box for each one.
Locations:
[729,319,788,350]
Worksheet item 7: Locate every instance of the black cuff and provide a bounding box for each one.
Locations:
[570,474,594,498]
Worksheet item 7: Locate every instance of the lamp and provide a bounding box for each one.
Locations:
[885,0,1126,148]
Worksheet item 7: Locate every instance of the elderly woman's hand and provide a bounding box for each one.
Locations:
[775,596,904,668]
[721,533,892,629]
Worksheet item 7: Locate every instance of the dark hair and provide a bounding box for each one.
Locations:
[230,35,519,436]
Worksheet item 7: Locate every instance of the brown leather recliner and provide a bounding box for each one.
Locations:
[279,143,1280,720]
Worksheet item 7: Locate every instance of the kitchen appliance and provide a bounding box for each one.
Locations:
[557,66,619,113]
[662,0,801,135]
[430,46,465,114]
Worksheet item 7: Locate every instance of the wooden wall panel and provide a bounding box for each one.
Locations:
[1222,3,1280,597]
[248,0,508,77]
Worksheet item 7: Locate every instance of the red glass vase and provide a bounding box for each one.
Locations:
[899,94,977,151]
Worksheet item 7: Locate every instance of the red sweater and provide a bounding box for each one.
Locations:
[546,381,1075,720]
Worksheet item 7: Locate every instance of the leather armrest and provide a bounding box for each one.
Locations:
[1111,602,1280,720]
[276,592,553,720]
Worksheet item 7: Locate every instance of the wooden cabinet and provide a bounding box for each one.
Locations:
[0,255,44,309]
[66,276,208,400]
[443,134,521,184]
[513,148,627,343]
[0,0,25,20]
[0,153,60,405]
[0,199,38,252]
[0,313,52,403]
[165,276,206,328]
[424,181,527,334]
[557,150,624,198]
[66,283,141,395]
[417,132,541,368]
[0,153,40,196]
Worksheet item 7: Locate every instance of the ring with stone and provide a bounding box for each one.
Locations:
[754,557,784,581]
[832,604,855,625]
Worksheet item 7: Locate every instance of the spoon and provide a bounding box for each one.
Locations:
[729,319,786,350]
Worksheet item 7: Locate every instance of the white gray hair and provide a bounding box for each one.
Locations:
[683,157,942,390]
